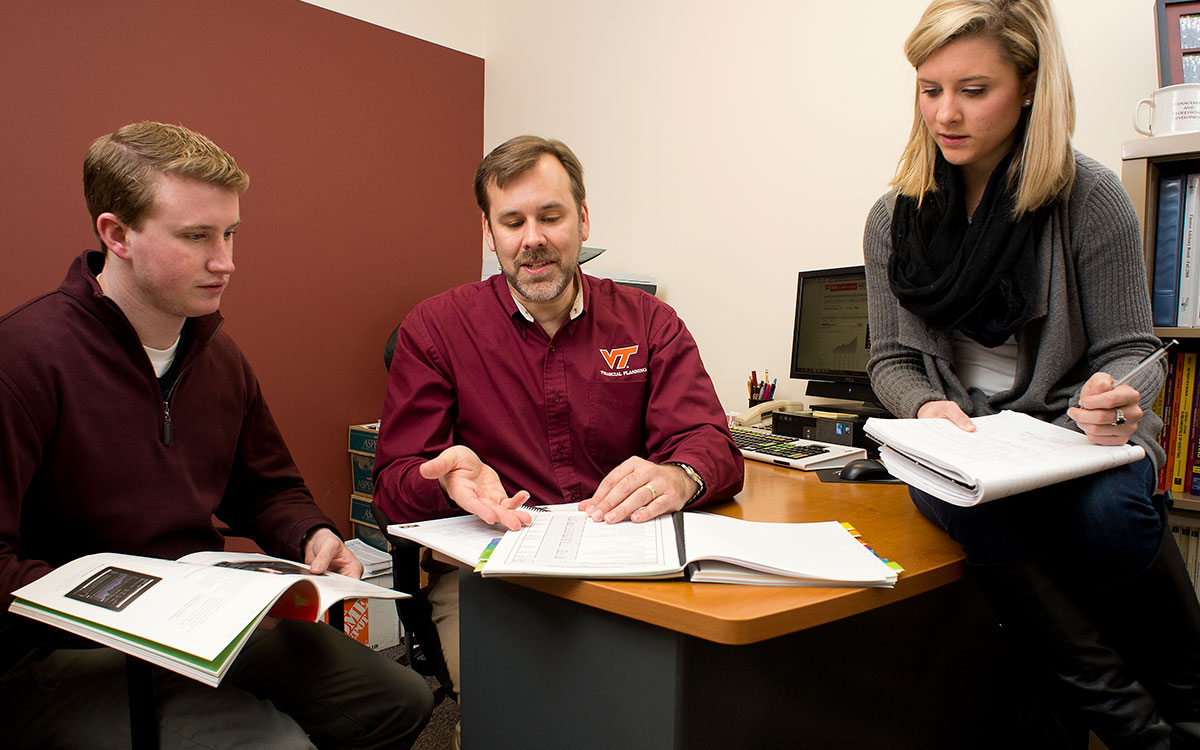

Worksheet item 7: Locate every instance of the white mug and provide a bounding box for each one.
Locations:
[1134,83,1200,136]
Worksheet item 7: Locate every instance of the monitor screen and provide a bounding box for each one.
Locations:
[789,266,881,407]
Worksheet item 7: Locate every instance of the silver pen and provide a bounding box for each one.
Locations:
[1113,339,1178,388]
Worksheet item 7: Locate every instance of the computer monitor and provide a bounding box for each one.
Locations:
[789,265,884,410]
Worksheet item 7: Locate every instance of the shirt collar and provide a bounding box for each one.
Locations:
[509,271,586,324]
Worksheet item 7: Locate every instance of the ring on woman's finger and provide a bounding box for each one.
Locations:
[1112,407,1126,426]
[643,483,658,500]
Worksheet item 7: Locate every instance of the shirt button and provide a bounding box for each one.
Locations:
[549,345,557,352]
[557,445,566,455]
[553,395,561,404]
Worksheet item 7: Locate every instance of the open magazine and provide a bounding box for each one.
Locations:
[9,551,406,686]
[864,410,1146,506]
[389,508,900,587]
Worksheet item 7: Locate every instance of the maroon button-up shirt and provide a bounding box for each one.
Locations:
[373,272,743,523]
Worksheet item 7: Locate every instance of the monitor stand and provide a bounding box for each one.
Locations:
[803,381,890,418]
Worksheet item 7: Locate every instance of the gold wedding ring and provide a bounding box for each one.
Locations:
[644,483,659,500]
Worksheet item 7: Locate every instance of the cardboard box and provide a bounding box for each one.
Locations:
[348,422,379,456]
[350,453,374,497]
[352,519,390,552]
[350,493,374,525]
[341,571,400,650]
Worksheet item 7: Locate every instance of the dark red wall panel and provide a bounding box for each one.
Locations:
[0,1,483,533]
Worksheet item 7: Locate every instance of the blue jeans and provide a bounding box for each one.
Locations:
[910,457,1166,583]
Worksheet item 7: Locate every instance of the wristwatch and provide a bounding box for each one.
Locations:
[669,462,706,504]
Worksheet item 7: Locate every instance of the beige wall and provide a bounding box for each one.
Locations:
[317,0,1162,412]
[299,0,487,57]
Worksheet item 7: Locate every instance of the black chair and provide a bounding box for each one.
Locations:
[369,502,455,704]
[373,323,456,705]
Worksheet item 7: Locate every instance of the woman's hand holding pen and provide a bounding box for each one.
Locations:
[1068,372,1142,446]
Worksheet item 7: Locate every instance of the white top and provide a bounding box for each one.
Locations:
[144,337,181,378]
[951,331,1017,396]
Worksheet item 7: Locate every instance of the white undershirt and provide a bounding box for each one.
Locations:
[144,337,181,378]
[951,331,1018,396]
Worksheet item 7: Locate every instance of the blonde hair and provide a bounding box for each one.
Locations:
[84,122,249,245]
[892,0,1075,215]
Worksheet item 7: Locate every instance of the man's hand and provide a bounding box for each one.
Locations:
[420,445,532,531]
[1068,371,1142,446]
[303,527,363,579]
[917,400,976,431]
[580,457,697,524]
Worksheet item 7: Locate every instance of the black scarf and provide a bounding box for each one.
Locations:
[888,152,1048,348]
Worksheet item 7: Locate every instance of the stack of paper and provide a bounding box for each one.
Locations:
[864,410,1146,506]
[345,538,392,576]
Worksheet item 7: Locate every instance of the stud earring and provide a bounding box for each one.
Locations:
[1023,98,1032,107]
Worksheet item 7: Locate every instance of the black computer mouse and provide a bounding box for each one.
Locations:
[838,458,892,482]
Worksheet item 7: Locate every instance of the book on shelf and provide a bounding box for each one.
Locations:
[1173,352,1198,494]
[1149,173,1200,328]
[1150,348,1200,498]
[1188,355,1200,495]
[1180,176,1200,325]
[1155,174,1186,327]
[863,411,1146,506]
[8,551,405,687]
[1158,351,1179,493]
[387,506,901,587]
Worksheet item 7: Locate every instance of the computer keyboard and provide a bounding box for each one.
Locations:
[731,427,830,459]
[729,425,866,470]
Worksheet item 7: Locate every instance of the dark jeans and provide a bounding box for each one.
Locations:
[0,619,434,749]
[911,457,1165,583]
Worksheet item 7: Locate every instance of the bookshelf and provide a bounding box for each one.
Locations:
[1122,133,1200,513]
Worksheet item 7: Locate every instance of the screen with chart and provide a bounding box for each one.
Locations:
[789,266,881,407]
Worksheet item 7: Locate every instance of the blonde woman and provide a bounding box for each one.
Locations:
[864,1,1200,747]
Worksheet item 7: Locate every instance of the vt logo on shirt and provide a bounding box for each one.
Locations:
[600,345,639,369]
[599,345,646,377]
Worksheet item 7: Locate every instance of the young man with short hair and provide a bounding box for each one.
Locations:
[0,122,433,749]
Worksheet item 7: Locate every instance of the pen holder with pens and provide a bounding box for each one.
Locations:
[747,369,777,405]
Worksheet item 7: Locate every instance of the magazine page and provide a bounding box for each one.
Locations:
[10,553,305,663]
[177,551,403,619]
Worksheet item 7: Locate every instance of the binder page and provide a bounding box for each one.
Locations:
[682,514,897,585]
[387,514,507,566]
[481,510,682,578]
[386,505,577,566]
[866,411,1144,505]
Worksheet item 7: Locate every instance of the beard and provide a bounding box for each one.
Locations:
[502,246,579,304]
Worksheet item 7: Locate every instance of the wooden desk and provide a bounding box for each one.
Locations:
[460,462,1007,749]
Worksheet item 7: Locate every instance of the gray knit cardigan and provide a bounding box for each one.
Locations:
[862,152,1166,470]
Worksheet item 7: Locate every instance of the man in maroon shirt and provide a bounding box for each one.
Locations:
[373,136,743,737]
[0,122,432,748]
